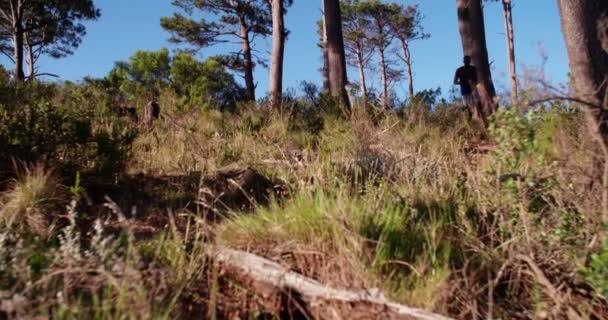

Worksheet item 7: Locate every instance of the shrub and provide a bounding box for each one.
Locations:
[483,107,558,222]
[0,82,138,177]
[0,165,64,238]
[582,240,608,298]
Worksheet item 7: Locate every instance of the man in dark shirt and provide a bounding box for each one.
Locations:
[454,56,478,110]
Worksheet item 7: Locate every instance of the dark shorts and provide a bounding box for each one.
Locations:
[460,85,472,96]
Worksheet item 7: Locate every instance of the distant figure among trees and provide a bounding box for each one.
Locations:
[453,56,478,112]
[117,106,138,122]
[143,100,160,126]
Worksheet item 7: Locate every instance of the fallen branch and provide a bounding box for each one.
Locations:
[209,246,453,320]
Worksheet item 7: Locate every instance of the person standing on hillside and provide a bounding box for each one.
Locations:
[453,56,478,111]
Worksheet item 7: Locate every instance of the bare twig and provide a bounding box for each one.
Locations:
[517,255,582,320]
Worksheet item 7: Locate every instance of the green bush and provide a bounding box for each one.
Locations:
[582,241,608,298]
[0,82,137,176]
[485,108,558,215]
[105,49,246,112]
[0,101,92,163]
[488,107,545,178]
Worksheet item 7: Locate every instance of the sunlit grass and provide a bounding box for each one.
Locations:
[0,164,63,237]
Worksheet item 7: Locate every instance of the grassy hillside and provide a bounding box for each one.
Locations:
[0,79,607,319]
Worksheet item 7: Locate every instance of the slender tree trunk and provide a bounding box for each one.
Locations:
[401,40,414,98]
[25,35,34,79]
[557,0,608,221]
[323,0,350,110]
[355,44,368,100]
[322,16,330,93]
[456,0,496,120]
[240,18,256,102]
[375,17,389,109]
[12,20,25,81]
[502,0,517,105]
[269,0,285,109]
[378,47,389,108]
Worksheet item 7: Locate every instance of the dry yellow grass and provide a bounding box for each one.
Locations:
[0,164,63,237]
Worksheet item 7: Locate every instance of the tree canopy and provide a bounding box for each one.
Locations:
[160,0,277,100]
[107,48,245,111]
[0,0,100,80]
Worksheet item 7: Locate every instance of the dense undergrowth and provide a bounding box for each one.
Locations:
[0,74,607,319]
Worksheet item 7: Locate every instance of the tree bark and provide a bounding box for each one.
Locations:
[355,44,368,100]
[240,17,256,102]
[401,40,414,98]
[269,0,285,110]
[25,34,34,80]
[321,16,330,93]
[374,16,390,109]
[502,0,517,105]
[323,0,350,110]
[557,0,608,220]
[557,0,608,111]
[378,47,389,108]
[456,0,496,118]
[12,16,25,81]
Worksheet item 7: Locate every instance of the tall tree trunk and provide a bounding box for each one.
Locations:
[269,0,285,109]
[557,0,608,220]
[355,44,368,100]
[401,40,414,98]
[558,0,608,111]
[240,18,256,102]
[323,0,350,110]
[502,0,517,105]
[378,47,389,108]
[321,16,330,93]
[12,20,25,81]
[375,17,389,109]
[456,0,496,119]
[25,34,34,80]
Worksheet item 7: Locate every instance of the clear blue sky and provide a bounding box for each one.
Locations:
[1,0,569,99]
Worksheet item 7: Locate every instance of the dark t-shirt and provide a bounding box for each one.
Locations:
[455,65,477,95]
